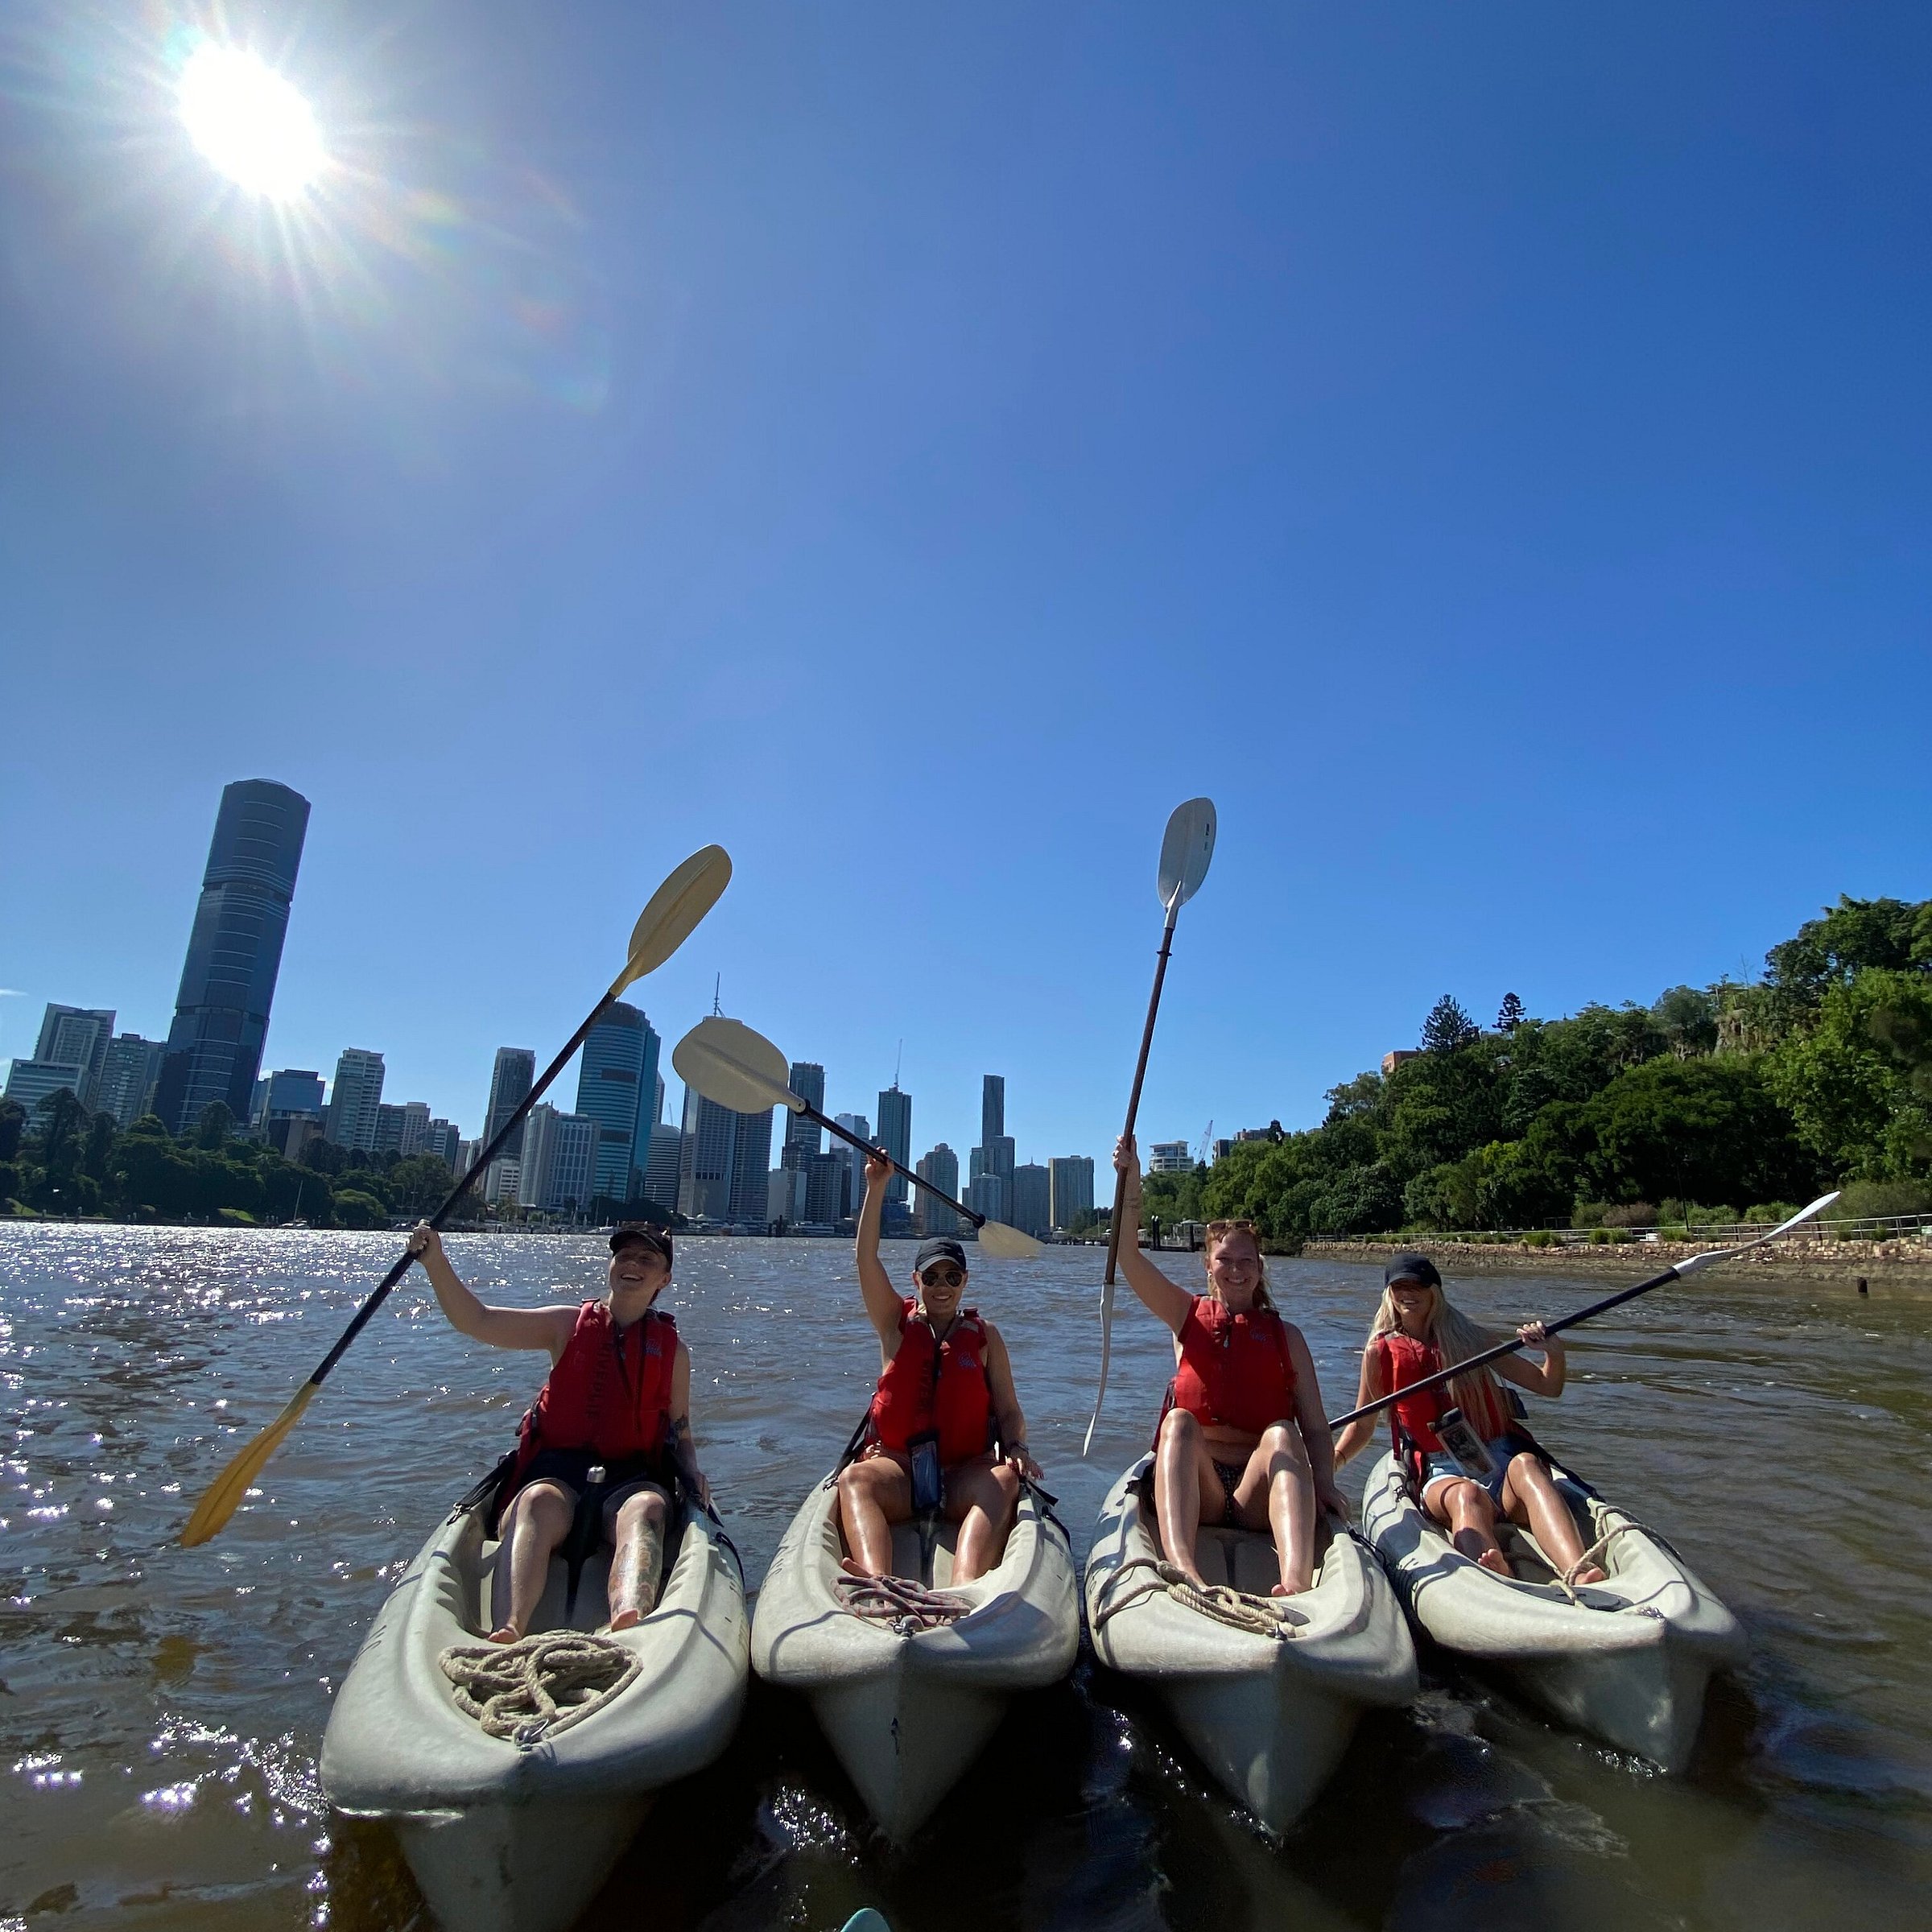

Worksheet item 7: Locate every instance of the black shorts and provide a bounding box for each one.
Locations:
[1212,1457,1245,1527]
[497,1449,667,1537]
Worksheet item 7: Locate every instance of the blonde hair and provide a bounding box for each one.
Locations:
[1367,1280,1497,1415]
[1204,1219,1274,1312]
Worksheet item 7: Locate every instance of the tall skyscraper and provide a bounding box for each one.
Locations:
[518,1104,597,1212]
[834,1112,871,1215]
[35,1006,115,1105]
[324,1049,386,1150]
[642,1119,684,1210]
[876,1085,912,1205]
[94,1034,167,1127]
[915,1143,960,1235]
[572,1002,661,1202]
[1050,1155,1096,1231]
[1011,1162,1052,1239]
[966,1171,1006,1225]
[677,1090,774,1224]
[782,1063,825,1169]
[805,1149,849,1224]
[154,780,310,1133]
[484,1048,536,1161]
[980,1075,1005,1149]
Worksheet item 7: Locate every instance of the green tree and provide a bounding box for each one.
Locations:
[1652,985,1718,1057]
[1421,994,1479,1054]
[0,1099,25,1162]
[1765,970,1932,1180]
[193,1101,235,1150]
[332,1189,390,1228]
[1767,895,1929,1001]
[1496,993,1526,1034]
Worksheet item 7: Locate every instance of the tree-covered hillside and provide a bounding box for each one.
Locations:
[1144,895,1932,1241]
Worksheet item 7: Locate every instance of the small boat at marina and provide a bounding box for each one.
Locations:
[1360,1448,1745,1769]
[1084,1455,1418,1832]
[750,1472,1080,1842]
[320,1493,749,1932]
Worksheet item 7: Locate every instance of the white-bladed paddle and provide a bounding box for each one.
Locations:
[1083,798,1218,1457]
[1324,1191,1843,1433]
[180,845,734,1549]
[671,1015,1042,1260]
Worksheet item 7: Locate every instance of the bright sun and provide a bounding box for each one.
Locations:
[178,43,324,199]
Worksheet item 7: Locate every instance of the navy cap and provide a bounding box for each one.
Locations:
[610,1224,673,1267]
[1385,1251,1441,1289]
[914,1237,968,1275]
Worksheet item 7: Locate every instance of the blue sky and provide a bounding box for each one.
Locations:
[3,2,1929,1166]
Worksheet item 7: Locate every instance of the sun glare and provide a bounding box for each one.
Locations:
[178,43,324,199]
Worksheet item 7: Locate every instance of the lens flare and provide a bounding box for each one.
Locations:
[178,43,324,199]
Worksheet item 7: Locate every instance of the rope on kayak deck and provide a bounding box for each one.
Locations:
[1554,1509,1667,1612]
[1093,1558,1308,1641]
[836,1572,974,1633]
[439,1631,642,1748]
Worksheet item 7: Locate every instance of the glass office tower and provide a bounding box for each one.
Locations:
[154,780,310,1134]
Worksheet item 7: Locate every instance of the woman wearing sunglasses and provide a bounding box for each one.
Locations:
[1112,1135,1344,1596]
[836,1153,1042,1583]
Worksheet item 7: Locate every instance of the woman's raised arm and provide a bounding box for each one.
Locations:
[407,1224,577,1358]
[1112,1136,1195,1333]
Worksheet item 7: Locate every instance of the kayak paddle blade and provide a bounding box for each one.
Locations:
[672,1015,800,1114]
[1156,798,1217,912]
[1081,1280,1115,1458]
[975,1219,1042,1261]
[180,1381,317,1547]
[613,845,733,994]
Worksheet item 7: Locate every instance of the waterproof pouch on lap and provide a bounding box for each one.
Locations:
[908,1433,943,1514]
[1435,1408,1496,1479]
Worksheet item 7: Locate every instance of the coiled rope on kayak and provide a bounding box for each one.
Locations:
[1093,1557,1308,1641]
[439,1632,642,1747]
[836,1572,974,1633]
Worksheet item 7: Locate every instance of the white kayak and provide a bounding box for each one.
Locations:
[321,1494,749,1932]
[1084,1455,1418,1832]
[750,1472,1080,1843]
[1361,1447,1745,1769]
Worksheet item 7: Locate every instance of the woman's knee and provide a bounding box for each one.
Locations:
[1158,1408,1201,1454]
[509,1480,574,1534]
[614,1488,667,1534]
[1260,1422,1307,1468]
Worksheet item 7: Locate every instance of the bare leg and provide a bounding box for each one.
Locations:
[1234,1423,1316,1596]
[837,1456,912,1578]
[492,1480,575,1640]
[1426,1476,1512,1577]
[1154,1409,1224,1589]
[1502,1455,1605,1583]
[945,1461,1021,1583]
[605,1485,669,1629]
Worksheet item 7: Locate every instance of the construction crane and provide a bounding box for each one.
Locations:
[1195,1119,1214,1166]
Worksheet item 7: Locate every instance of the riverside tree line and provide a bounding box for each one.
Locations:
[1142,894,1932,1243]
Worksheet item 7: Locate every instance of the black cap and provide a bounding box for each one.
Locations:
[914,1237,968,1275]
[1385,1251,1441,1289]
[610,1224,673,1267]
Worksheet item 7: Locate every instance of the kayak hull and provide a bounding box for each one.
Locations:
[321,1500,749,1932]
[1084,1457,1418,1833]
[750,1474,1079,1843]
[1361,1449,1745,1770]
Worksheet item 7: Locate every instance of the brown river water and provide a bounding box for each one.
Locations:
[3,1227,1928,1930]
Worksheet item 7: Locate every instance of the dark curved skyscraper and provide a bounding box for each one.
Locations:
[155,780,311,1134]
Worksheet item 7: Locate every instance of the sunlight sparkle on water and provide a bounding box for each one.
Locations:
[178,44,324,199]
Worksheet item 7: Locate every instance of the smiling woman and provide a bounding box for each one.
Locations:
[177,42,324,198]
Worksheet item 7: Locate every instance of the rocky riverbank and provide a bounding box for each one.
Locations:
[1298,1232,1932,1286]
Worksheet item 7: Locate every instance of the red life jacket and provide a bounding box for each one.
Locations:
[1376,1330,1513,1469]
[867,1299,993,1466]
[1165,1295,1297,1437]
[510,1301,679,1487]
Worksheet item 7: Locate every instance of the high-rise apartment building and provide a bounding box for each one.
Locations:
[572,1002,662,1202]
[1149,1141,1193,1174]
[1011,1162,1052,1239]
[966,1171,1006,1225]
[324,1049,386,1151]
[94,1034,167,1127]
[805,1149,849,1224]
[423,1119,461,1169]
[876,1085,912,1205]
[374,1100,432,1156]
[980,1075,1005,1149]
[154,780,310,1133]
[1049,1155,1096,1231]
[970,1071,1014,1204]
[642,1121,684,1211]
[483,1048,537,1162]
[916,1143,960,1235]
[782,1063,825,1168]
[833,1112,871,1215]
[3,1059,89,1116]
[35,1006,115,1105]
[518,1104,597,1212]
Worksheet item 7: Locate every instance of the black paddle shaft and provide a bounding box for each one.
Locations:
[307,994,617,1386]
[1104,902,1179,1286]
[805,1103,989,1232]
[1323,1260,1685,1433]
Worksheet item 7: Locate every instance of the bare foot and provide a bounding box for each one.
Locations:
[1270,1579,1311,1598]
[839,1557,880,1581]
[1477,1550,1513,1579]
[609,1607,642,1631]
[1571,1563,1608,1586]
[488,1625,520,1644]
